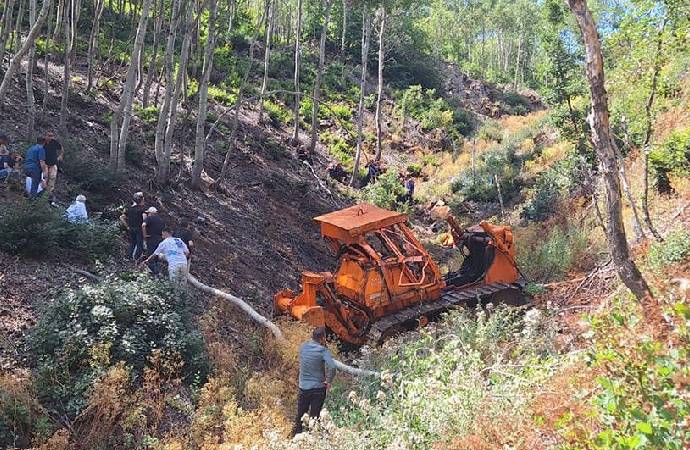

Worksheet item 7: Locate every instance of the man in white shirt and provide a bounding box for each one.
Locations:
[65,194,88,223]
[141,227,190,285]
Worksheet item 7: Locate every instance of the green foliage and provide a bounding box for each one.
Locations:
[0,200,118,262]
[518,224,589,282]
[61,152,122,196]
[646,229,690,272]
[522,156,580,222]
[135,106,159,125]
[324,307,558,448]
[320,131,353,165]
[585,297,690,449]
[262,100,291,126]
[361,171,410,213]
[478,119,503,142]
[649,127,690,190]
[451,144,522,203]
[208,86,237,106]
[395,85,469,137]
[29,275,209,418]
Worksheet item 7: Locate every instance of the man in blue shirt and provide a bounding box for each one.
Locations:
[24,137,47,197]
[292,326,337,436]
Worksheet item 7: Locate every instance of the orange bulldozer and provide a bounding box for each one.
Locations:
[274,203,525,345]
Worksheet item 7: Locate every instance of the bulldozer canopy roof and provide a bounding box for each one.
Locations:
[314,203,407,243]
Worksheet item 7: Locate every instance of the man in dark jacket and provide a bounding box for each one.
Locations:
[292,326,337,436]
[119,191,146,260]
[142,206,165,274]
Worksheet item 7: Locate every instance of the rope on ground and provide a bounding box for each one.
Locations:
[187,273,379,378]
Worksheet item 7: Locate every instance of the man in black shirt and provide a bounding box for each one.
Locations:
[43,131,63,200]
[119,191,146,260]
[173,226,194,269]
[142,206,165,274]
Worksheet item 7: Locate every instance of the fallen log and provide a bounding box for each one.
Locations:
[187,274,379,378]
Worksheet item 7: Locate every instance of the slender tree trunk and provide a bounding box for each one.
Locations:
[42,0,53,114]
[25,0,37,142]
[142,0,163,107]
[0,0,17,69]
[86,0,105,93]
[0,0,52,106]
[59,0,78,133]
[291,0,302,143]
[613,142,646,241]
[257,0,273,124]
[153,0,182,183]
[161,4,193,183]
[216,8,266,183]
[513,22,523,90]
[566,0,652,302]
[111,0,153,172]
[374,5,385,161]
[53,0,64,40]
[191,0,217,190]
[349,7,370,185]
[641,19,666,242]
[340,0,347,54]
[308,0,333,154]
[10,0,25,53]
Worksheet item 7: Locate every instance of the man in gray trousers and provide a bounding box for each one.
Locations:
[292,326,337,436]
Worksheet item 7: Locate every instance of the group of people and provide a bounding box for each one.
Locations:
[120,191,194,285]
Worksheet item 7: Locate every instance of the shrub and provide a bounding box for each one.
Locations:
[0,200,118,261]
[208,86,237,106]
[262,100,291,126]
[362,170,410,213]
[478,119,503,142]
[646,229,690,272]
[649,127,690,192]
[451,144,522,203]
[60,153,122,196]
[518,224,589,282]
[28,275,209,418]
[135,106,159,125]
[320,131,353,165]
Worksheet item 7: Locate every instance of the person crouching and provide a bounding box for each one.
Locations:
[141,227,190,287]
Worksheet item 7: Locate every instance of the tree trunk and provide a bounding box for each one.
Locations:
[340,0,347,54]
[111,0,153,172]
[86,0,105,93]
[614,141,646,241]
[10,0,25,53]
[349,7,371,186]
[161,4,193,184]
[190,0,217,190]
[291,0,302,143]
[0,0,17,70]
[216,8,266,183]
[308,0,333,154]
[142,0,164,107]
[153,0,182,183]
[25,0,37,142]
[641,19,666,242]
[257,0,273,124]
[374,6,385,161]
[59,0,79,133]
[513,22,523,90]
[565,0,652,302]
[26,0,36,142]
[0,0,52,106]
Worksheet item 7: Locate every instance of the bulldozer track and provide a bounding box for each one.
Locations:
[368,281,526,345]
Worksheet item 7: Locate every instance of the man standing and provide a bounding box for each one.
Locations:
[173,225,194,269]
[24,137,47,198]
[43,131,64,200]
[120,192,146,260]
[292,327,337,436]
[141,227,190,285]
[142,206,165,274]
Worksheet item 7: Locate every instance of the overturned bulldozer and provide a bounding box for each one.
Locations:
[274,204,525,345]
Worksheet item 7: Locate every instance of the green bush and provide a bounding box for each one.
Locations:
[29,275,209,418]
[362,171,410,213]
[646,229,690,272]
[649,127,690,192]
[451,145,522,203]
[262,99,291,126]
[0,200,118,261]
[478,119,503,142]
[518,225,588,282]
[320,131,353,165]
[208,86,237,106]
[135,105,159,125]
[61,153,122,195]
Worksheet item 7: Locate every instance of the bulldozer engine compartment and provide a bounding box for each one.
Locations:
[274,204,525,345]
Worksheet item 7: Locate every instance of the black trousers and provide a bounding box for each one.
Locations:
[292,387,326,435]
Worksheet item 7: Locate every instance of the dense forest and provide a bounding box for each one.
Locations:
[1,0,689,449]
